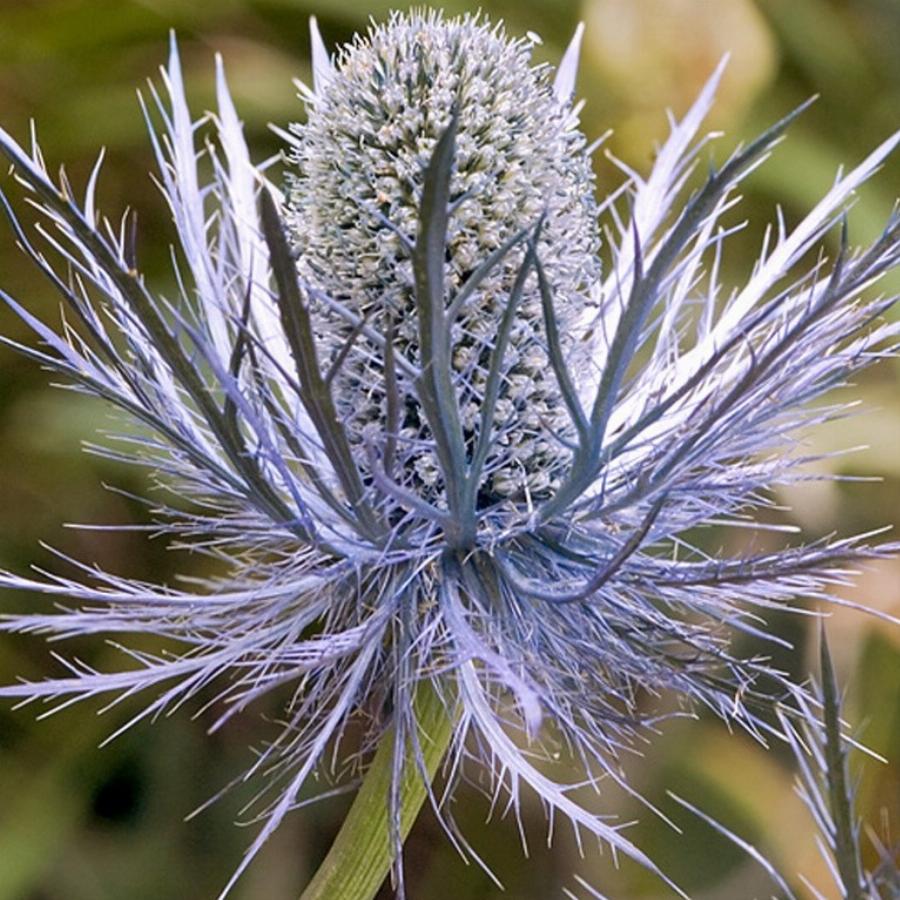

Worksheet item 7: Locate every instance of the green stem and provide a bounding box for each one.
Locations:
[819,631,864,900]
[299,681,455,900]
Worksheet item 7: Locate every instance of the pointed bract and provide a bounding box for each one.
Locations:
[309,16,333,94]
[553,22,585,102]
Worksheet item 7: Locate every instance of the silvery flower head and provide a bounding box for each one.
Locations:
[287,11,599,505]
[1,10,899,897]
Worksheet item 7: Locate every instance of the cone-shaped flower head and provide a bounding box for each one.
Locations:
[288,11,599,501]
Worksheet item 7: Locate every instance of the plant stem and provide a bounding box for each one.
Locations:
[820,631,865,900]
[299,681,455,900]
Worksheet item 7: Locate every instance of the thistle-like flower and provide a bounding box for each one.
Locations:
[0,10,898,899]
[287,12,599,502]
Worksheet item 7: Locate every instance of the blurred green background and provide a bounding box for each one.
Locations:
[0,1,898,898]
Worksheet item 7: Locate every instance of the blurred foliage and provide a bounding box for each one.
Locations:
[0,1,898,898]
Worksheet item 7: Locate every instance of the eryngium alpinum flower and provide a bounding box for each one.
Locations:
[0,10,898,897]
